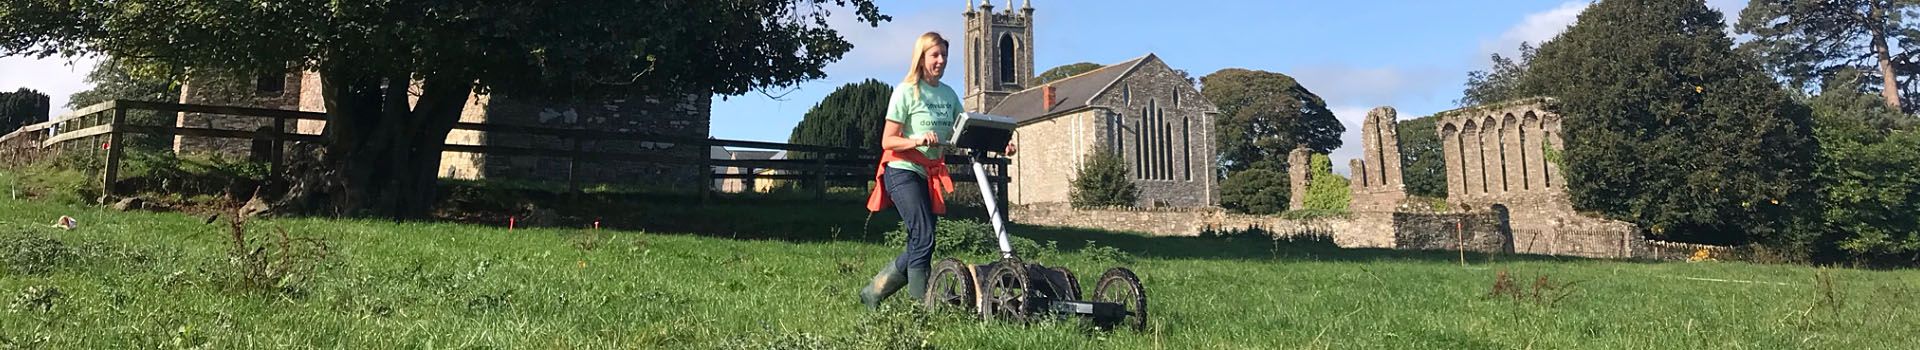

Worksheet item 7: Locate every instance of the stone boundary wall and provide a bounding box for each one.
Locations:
[1392,208,1511,253]
[1014,202,1683,260]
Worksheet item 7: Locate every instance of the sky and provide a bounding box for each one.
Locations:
[0,0,1750,174]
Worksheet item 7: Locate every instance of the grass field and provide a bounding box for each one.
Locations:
[1,188,1917,349]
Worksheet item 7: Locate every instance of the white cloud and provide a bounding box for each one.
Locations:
[1287,64,1453,175]
[0,55,98,117]
[1481,1,1589,59]
[1326,105,1372,176]
[1481,0,1752,59]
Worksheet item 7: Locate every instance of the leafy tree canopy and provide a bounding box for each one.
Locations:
[1034,62,1102,85]
[0,0,888,218]
[1737,0,1920,110]
[0,88,50,134]
[1199,68,1343,177]
[1522,0,1817,245]
[787,79,890,157]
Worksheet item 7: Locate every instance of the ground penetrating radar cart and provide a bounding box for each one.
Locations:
[924,113,1148,331]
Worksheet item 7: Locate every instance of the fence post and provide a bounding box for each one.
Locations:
[567,135,582,194]
[743,167,756,194]
[698,143,713,204]
[100,107,126,202]
[812,155,827,200]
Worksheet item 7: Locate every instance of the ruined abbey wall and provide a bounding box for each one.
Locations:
[1348,106,1408,212]
[1431,98,1637,257]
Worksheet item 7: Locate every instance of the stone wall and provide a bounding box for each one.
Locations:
[1010,109,1100,205]
[1426,98,1639,258]
[1392,206,1511,253]
[1011,203,1399,249]
[466,93,712,188]
[1287,146,1311,210]
[1436,97,1563,201]
[175,71,305,157]
[190,70,712,189]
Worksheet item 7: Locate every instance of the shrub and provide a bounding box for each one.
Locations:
[885,218,1045,259]
[1220,167,1287,214]
[0,230,70,276]
[1301,153,1349,212]
[1069,150,1137,208]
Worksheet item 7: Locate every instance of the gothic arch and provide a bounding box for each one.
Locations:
[997,34,1018,85]
[1500,113,1520,193]
[1521,111,1541,190]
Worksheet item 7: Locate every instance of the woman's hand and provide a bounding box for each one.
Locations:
[917,131,941,147]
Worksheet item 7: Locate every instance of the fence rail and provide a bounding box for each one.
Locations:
[0,100,1010,203]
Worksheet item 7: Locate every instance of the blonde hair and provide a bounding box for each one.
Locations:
[903,32,950,95]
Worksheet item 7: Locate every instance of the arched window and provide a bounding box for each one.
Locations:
[998,34,1017,85]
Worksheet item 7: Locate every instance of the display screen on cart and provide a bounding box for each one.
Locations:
[951,112,1016,152]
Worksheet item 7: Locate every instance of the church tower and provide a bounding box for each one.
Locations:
[963,0,1035,113]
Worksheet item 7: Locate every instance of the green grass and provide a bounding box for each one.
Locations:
[1,185,1916,348]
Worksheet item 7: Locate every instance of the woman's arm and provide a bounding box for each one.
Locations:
[881,120,937,151]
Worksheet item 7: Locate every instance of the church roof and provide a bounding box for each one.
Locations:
[987,54,1155,123]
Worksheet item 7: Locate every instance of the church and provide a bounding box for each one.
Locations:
[964,1,1220,208]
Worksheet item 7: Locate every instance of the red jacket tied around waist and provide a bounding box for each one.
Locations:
[865,149,955,215]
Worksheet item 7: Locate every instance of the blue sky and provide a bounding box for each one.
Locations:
[0,0,1749,173]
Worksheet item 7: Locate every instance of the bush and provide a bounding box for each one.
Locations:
[1220,167,1287,214]
[1301,153,1349,212]
[1069,150,1137,208]
[885,218,1045,259]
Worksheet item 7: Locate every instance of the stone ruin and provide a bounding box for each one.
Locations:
[1347,106,1407,213]
[1013,98,1704,260]
[1426,98,1637,258]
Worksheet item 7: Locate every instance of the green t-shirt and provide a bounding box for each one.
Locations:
[884,81,961,176]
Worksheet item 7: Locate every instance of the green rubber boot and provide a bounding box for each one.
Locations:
[858,263,907,310]
[905,267,931,303]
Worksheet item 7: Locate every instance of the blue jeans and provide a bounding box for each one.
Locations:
[884,167,937,272]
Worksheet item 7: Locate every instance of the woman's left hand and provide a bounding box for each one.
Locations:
[1003,143,1018,156]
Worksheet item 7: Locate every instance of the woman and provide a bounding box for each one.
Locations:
[859,31,1014,309]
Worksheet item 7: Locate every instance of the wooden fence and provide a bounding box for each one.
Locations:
[0,100,1009,204]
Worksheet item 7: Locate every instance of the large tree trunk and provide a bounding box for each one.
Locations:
[316,66,472,219]
[1870,2,1904,110]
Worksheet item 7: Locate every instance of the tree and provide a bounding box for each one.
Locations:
[787,79,890,156]
[1738,0,1920,110]
[0,88,50,134]
[1,0,887,219]
[1395,116,1446,198]
[1218,166,1287,214]
[1069,150,1137,208]
[1806,69,1920,265]
[67,57,183,109]
[1200,69,1344,177]
[1521,0,1818,245]
[68,57,186,149]
[1033,62,1102,86]
[1459,42,1539,107]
